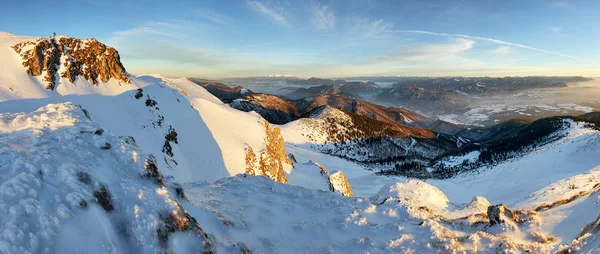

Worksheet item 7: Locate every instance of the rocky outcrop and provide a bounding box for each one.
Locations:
[245,120,291,184]
[314,162,354,198]
[487,204,518,225]
[328,171,354,198]
[487,204,538,226]
[12,36,129,90]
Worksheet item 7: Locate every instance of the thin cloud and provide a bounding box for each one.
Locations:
[311,4,335,30]
[393,30,578,59]
[490,46,512,55]
[348,17,393,39]
[194,8,230,25]
[248,1,289,27]
[107,21,206,46]
[550,26,562,33]
[371,38,476,63]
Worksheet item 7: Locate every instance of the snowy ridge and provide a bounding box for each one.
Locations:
[3,32,600,252]
[0,103,212,253]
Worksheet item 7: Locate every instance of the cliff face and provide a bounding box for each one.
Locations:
[245,120,291,184]
[12,36,129,90]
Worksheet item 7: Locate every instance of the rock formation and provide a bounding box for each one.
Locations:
[244,120,291,184]
[12,36,129,90]
[314,162,354,198]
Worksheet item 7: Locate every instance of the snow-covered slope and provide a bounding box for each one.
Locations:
[0,103,213,253]
[3,32,600,253]
[0,33,280,184]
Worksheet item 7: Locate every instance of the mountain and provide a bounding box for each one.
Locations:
[3,33,600,253]
[187,78,252,103]
[279,105,465,174]
[0,103,214,253]
[227,91,461,134]
[376,85,468,113]
[285,80,379,99]
[339,81,379,92]
[579,112,600,122]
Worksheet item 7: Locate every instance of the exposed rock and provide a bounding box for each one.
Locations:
[487,204,519,225]
[100,142,111,150]
[144,155,165,186]
[314,162,354,198]
[288,153,297,163]
[119,136,139,148]
[162,126,178,157]
[134,88,144,99]
[260,120,290,184]
[12,36,129,90]
[145,97,158,107]
[244,120,291,184]
[328,171,354,198]
[244,144,257,176]
[77,171,91,185]
[93,185,114,212]
[156,203,214,252]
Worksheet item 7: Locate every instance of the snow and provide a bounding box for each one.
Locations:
[2,33,600,252]
[439,150,481,167]
[0,103,209,253]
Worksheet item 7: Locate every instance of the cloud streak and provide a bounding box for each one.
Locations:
[194,8,230,25]
[348,18,393,39]
[311,4,335,30]
[248,1,289,27]
[393,30,578,59]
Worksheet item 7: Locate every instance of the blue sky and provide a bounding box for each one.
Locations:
[2,0,599,78]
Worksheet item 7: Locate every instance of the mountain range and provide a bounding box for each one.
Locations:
[2,33,600,253]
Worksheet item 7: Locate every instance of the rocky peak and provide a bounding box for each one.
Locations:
[12,36,129,90]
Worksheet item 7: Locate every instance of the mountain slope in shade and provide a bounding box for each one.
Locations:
[579,111,600,122]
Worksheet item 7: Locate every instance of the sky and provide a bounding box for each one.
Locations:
[1,0,599,78]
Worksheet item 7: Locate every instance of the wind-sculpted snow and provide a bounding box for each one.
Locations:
[181,175,577,253]
[0,103,212,253]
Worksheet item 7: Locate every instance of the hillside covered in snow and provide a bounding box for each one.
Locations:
[2,33,600,253]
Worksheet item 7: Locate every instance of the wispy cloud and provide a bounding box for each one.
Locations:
[194,8,230,25]
[348,17,393,39]
[247,1,289,28]
[549,26,562,33]
[311,4,335,30]
[372,38,475,63]
[107,21,207,46]
[489,46,512,55]
[393,30,578,59]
